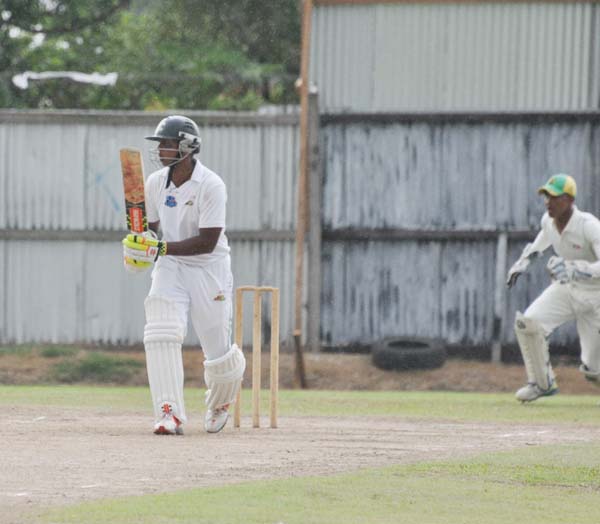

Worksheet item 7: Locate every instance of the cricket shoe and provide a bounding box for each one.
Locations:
[154,403,183,435]
[515,380,559,402]
[205,404,230,434]
[580,364,600,386]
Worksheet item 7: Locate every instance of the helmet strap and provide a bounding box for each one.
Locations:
[165,154,195,188]
[165,165,175,188]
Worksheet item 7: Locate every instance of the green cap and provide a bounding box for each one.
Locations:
[538,174,577,198]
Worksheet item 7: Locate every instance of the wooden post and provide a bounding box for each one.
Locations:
[270,288,280,428]
[293,0,314,388]
[234,287,244,428]
[252,291,262,428]
[233,286,280,429]
[307,90,322,353]
[492,233,508,363]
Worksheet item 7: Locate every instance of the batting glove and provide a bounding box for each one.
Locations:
[122,232,167,265]
[123,256,152,273]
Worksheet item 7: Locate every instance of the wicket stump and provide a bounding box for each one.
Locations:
[234,286,280,428]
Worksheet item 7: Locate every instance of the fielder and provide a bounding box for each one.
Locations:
[122,115,245,434]
[506,174,600,402]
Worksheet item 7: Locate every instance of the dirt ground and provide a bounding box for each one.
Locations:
[4,407,600,524]
[1,346,599,395]
[3,349,600,524]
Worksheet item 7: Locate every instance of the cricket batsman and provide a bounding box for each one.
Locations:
[506,174,600,402]
[122,115,245,434]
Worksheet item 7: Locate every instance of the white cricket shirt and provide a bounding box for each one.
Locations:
[534,206,600,262]
[145,161,230,266]
[527,206,600,287]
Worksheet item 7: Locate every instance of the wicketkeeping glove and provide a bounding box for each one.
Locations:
[506,257,531,288]
[506,242,543,288]
[546,256,593,284]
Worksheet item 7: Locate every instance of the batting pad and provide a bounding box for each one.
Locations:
[515,312,553,390]
[204,344,246,410]
[143,296,187,422]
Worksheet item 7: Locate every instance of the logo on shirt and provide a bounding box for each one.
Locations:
[572,243,582,250]
[213,292,226,302]
[165,195,177,208]
[184,199,194,206]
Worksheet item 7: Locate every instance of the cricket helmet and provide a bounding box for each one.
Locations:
[145,115,201,155]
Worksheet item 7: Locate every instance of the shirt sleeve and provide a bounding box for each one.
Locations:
[527,214,552,255]
[582,221,600,275]
[198,179,227,228]
[584,218,600,260]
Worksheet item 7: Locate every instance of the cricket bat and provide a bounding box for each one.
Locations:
[119,148,148,233]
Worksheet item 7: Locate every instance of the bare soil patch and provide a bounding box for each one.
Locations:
[4,406,600,524]
[1,346,598,395]
[2,348,600,524]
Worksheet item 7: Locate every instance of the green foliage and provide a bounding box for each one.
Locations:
[1,0,300,110]
[40,346,79,358]
[51,352,143,383]
[0,344,78,358]
[179,0,301,74]
[0,0,129,107]
[0,345,34,356]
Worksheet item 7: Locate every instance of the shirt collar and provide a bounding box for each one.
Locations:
[164,160,204,188]
[190,160,205,183]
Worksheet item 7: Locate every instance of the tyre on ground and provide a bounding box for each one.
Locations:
[371,337,447,371]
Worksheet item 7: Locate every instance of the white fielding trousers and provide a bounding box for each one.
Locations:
[524,281,600,372]
[148,255,233,361]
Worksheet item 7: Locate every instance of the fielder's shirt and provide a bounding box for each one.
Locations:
[529,206,600,286]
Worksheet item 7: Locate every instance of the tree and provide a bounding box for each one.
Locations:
[177,0,301,75]
[0,0,130,107]
[0,0,301,110]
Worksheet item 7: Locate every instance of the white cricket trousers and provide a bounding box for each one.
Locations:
[524,281,600,372]
[148,255,233,361]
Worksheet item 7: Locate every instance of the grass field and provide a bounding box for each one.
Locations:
[40,444,600,524]
[2,385,600,424]
[3,385,600,524]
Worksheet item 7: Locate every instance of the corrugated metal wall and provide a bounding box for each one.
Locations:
[0,111,300,344]
[320,113,600,346]
[311,2,600,112]
[3,110,598,348]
